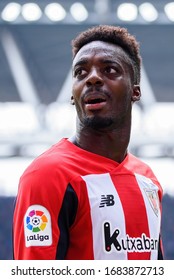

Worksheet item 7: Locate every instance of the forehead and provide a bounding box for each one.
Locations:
[73,40,129,66]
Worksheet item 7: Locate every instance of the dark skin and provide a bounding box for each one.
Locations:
[70,41,141,163]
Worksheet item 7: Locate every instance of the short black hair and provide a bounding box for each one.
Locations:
[71,25,141,84]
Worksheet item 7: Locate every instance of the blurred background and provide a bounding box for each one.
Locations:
[0,0,174,260]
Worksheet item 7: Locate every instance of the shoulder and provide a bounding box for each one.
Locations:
[125,153,163,197]
[19,139,78,190]
[125,153,158,179]
[21,139,74,174]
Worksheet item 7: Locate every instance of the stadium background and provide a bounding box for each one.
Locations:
[0,0,174,259]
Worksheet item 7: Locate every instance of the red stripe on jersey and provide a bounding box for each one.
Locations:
[110,172,150,260]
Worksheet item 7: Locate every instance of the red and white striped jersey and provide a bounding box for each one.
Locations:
[13,138,163,260]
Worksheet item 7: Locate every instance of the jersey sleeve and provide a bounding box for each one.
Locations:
[13,159,77,260]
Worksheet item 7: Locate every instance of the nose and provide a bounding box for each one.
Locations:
[86,68,103,87]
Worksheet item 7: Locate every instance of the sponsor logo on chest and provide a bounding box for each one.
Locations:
[103,222,158,253]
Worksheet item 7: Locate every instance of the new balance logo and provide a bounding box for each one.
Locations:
[99,195,115,208]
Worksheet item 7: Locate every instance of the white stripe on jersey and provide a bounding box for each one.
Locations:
[82,172,161,260]
[82,173,127,260]
[135,173,161,260]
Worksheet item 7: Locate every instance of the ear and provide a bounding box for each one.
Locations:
[131,85,141,102]
[70,96,75,105]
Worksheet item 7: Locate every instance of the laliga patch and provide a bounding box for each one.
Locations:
[24,205,52,247]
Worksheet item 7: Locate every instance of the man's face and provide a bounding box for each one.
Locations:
[72,41,140,130]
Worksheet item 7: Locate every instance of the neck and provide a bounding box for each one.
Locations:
[71,118,131,163]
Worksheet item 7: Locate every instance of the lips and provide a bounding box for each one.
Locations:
[85,97,106,105]
[83,93,108,110]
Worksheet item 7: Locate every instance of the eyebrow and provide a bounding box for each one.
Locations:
[73,58,88,69]
[73,58,116,68]
[101,59,116,64]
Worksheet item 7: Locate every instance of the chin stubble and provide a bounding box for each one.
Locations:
[83,116,114,130]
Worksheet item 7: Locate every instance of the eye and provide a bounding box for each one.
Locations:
[104,66,118,74]
[74,68,87,78]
